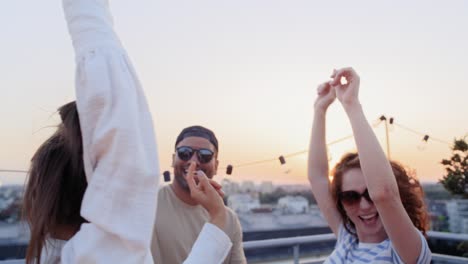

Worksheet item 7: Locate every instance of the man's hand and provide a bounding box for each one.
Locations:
[186,162,226,229]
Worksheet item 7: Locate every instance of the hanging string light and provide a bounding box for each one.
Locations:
[9,116,456,180]
[394,123,450,145]
[278,155,292,174]
[226,165,233,175]
[5,117,456,179]
[417,135,430,151]
[217,132,356,175]
[163,171,171,182]
[388,117,395,131]
[278,156,286,165]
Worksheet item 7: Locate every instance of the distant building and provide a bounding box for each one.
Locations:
[0,185,24,223]
[221,179,240,196]
[427,200,449,232]
[278,195,309,214]
[446,199,468,233]
[259,181,274,194]
[240,181,256,193]
[227,194,260,214]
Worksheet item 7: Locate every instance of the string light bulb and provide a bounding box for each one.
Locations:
[226,165,233,175]
[278,155,291,174]
[417,135,430,151]
[163,171,171,182]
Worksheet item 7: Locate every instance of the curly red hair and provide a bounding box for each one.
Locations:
[331,152,429,237]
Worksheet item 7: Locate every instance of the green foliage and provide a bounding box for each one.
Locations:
[439,137,468,199]
[457,241,468,258]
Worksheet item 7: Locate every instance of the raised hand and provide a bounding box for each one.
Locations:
[186,162,226,229]
[314,82,336,112]
[329,67,360,108]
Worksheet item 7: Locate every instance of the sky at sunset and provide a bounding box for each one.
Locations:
[1,0,467,186]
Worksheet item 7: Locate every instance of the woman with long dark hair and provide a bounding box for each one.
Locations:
[22,0,231,263]
[308,67,431,263]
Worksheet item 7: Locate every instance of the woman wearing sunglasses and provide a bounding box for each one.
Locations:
[22,0,231,263]
[308,67,431,263]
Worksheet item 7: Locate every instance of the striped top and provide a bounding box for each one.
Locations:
[324,224,432,264]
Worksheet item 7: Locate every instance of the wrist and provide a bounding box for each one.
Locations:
[314,106,329,116]
[209,208,226,230]
[342,100,362,114]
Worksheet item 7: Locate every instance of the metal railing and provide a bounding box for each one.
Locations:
[0,231,467,264]
[243,231,468,264]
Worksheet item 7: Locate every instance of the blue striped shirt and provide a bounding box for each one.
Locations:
[324,224,432,264]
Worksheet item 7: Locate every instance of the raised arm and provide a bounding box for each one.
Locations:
[307,82,341,236]
[331,67,424,264]
[61,0,159,262]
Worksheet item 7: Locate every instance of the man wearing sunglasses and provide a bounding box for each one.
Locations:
[151,126,247,264]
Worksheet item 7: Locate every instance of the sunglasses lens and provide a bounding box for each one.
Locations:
[177,147,193,161]
[363,189,373,203]
[339,191,361,205]
[176,147,213,163]
[197,149,214,164]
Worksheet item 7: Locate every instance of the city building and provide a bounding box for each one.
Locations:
[446,199,468,234]
[278,195,309,214]
[259,181,274,194]
[221,179,240,196]
[227,193,260,213]
[240,180,256,193]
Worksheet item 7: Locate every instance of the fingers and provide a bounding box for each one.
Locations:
[186,162,198,192]
[191,170,225,198]
[207,178,224,197]
[216,188,225,198]
[330,67,357,86]
[209,179,222,190]
[317,82,331,96]
[197,171,218,195]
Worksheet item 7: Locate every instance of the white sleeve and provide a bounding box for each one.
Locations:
[61,0,159,263]
[415,231,432,264]
[183,223,233,264]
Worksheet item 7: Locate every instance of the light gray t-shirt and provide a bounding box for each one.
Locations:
[324,224,432,263]
[151,185,246,264]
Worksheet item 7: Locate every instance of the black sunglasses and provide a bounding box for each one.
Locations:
[176,146,215,164]
[338,188,373,206]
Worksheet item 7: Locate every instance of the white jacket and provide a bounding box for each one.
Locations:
[55,0,232,263]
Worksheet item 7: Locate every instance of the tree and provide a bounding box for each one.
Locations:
[439,137,468,198]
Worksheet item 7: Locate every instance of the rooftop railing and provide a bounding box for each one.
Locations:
[243,231,468,264]
[0,231,467,264]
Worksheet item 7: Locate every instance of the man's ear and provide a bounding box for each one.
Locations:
[171,153,175,167]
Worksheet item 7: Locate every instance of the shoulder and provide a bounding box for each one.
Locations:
[225,206,241,222]
[157,185,172,198]
[156,185,174,210]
